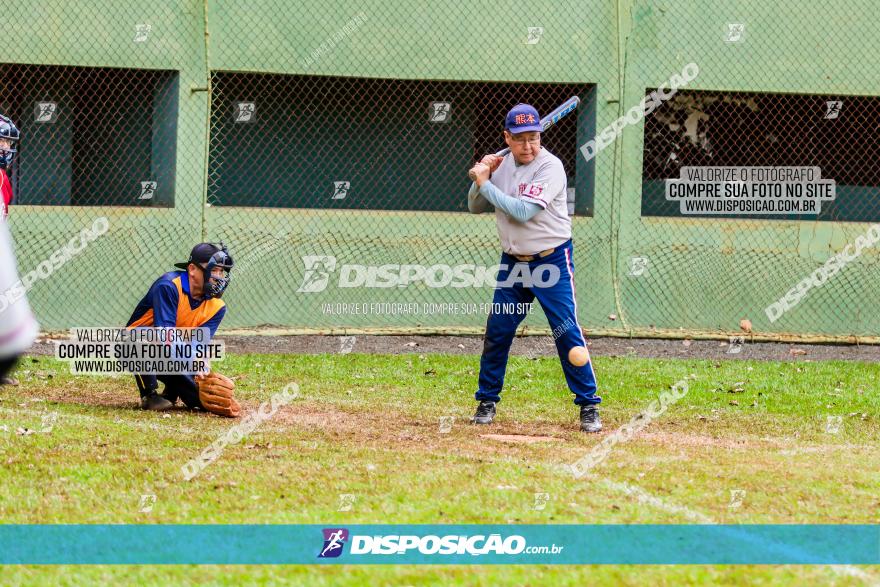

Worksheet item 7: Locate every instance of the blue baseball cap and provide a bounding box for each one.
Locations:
[505,104,542,134]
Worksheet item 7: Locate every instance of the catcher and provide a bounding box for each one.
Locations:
[127,242,240,417]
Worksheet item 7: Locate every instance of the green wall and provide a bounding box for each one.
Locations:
[3,0,879,339]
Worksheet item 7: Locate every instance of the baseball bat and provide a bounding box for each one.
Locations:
[469,96,581,180]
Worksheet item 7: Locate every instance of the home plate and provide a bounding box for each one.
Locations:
[480,434,562,444]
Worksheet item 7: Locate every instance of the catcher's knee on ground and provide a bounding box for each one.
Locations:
[158,374,201,409]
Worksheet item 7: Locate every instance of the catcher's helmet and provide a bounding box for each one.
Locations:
[0,115,19,170]
[175,242,234,299]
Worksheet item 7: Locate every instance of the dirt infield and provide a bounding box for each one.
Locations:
[27,334,880,362]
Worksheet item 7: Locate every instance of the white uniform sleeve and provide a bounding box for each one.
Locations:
[467,181,491,214]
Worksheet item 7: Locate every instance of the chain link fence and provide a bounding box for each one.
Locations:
[642,90,880,222]
[1,63,178,207]
[205,80,597,332]
[617,1,880,339]
[208,74,590,213]
[4,0,880,340]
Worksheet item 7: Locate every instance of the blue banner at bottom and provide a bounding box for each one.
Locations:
[1,525,878,564]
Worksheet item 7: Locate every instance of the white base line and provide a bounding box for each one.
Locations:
[598,477,877,584]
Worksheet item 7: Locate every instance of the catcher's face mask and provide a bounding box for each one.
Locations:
[202,246,234,299]
[0,115,20,170]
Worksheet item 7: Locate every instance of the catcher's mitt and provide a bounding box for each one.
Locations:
[196,372,241,418]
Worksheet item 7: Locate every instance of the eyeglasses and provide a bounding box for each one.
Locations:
[509,135,540,145]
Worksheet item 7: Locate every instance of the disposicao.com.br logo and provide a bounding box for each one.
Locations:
[317,528,563,558]
[297,255,561,293]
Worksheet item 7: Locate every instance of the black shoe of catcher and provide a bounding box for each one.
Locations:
[472,400,496,425]
[579,405,602,433]
[140,392,173,412]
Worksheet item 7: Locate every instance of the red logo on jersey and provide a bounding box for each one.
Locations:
[518,182,545,198]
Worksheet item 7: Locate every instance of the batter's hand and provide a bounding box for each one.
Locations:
[468,162,491,186]
[480,154,503,172]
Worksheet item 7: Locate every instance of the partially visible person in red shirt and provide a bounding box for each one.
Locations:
[0,115,20,218]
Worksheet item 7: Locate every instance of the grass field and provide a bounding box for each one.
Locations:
[1,348,879,585]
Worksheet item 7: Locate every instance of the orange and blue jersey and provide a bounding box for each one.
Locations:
[127,271,226,336]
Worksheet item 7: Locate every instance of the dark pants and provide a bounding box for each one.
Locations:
[134,373,202,409]
[0,356,18,380]
[476,240,600,407]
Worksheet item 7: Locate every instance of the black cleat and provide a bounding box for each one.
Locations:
[140,392,173,412]
[579,405,602,433]
[472,400,496,425]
